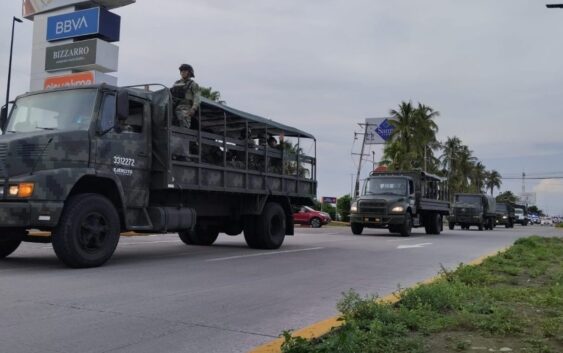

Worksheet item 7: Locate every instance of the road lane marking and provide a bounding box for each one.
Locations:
[397,243,432,249]
[206,247,324,262]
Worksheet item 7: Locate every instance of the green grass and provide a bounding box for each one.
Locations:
[281,236,563,353]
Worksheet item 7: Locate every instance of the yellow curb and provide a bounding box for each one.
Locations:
[248,247,508,353]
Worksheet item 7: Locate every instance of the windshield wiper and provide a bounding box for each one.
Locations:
[35,126,57,131]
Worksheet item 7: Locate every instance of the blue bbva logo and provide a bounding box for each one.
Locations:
[47,7,121,42]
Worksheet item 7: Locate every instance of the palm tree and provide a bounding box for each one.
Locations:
[199,86,225,104]
[470,161,487,193]
[485,170,502,196]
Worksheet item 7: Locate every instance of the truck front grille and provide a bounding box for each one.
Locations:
[0,143,8,177]
[359,200,387,215]
[454,207,475,217]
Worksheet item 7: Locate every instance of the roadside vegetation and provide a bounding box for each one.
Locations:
[281,236,563,353]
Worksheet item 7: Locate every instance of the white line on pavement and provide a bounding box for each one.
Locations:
[397,243,433,249]
[206,247,325,262]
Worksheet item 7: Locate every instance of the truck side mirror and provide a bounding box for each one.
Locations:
[116,90,129,122]
[0,106,7,132]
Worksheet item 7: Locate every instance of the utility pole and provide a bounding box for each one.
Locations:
[352,124,370,198]
[522,172,526,194]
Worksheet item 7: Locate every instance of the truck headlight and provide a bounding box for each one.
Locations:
[391,206,404,213]
[8,183,34,198]
[350,202,358,212]
[502,216,507,219]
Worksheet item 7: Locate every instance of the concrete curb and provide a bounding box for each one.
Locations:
[247,247,507,353]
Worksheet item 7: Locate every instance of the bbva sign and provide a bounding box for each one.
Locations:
[47,7,121,42]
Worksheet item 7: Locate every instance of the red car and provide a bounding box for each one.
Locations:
[293,206,331,228]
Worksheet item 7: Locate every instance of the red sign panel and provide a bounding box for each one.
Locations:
[44,71,94,89]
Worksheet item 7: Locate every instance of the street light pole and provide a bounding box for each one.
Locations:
[5,16,23,113]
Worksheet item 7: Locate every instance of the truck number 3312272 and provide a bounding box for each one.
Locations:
[113,156,135,167]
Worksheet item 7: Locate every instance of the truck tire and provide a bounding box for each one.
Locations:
[244,202,286,249]
[52,194,120,268]
[0,228,25,259]
[310,218,322,228]
[351,223,364,235]
[448,222,455,230]
[389,225,399,234]
[179,226,219,246]
[478,220,484,231]
[399,213,412,237]
[425,213,441,235]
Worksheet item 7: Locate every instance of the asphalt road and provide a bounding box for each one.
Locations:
[1,224,561,353]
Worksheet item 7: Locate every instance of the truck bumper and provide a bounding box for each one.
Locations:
[0,201,64,229]
[350,213,405,227]
[449,215,482,225]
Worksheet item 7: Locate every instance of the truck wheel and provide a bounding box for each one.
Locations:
[351,223,364,235]
[179,226,219,246]
[448,222,455,230]
[478,221,484,231]
[0,228,25,259]
[52,194,120,268]
[244,203,286,249]
[399,213,412,237]
[425,213,441,235]
[310,218,322,228]
[389,225,399,233]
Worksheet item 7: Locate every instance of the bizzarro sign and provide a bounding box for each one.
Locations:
[45,38,119,72]
[47,7,121,42]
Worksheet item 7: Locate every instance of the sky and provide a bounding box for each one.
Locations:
[1,0,562,215]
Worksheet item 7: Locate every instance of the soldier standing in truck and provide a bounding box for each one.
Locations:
[171,64,200,128]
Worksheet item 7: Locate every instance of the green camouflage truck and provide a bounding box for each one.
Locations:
[448,193,497,231]
[349,170,450,237]
[0,84,316,267]
[495,202,515,228]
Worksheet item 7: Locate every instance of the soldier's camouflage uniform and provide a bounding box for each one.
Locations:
[171,78,200,128]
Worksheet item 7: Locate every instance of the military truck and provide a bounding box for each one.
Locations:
[495,202,515,228]
[0,84,317,267]
[448,193,496,231]
[513,204,528,226]
[349,170,450,236]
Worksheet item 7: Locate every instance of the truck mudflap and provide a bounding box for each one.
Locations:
[0,201,64,228]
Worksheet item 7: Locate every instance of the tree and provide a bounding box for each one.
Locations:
[382,101,440,172]
[496,191,518,204]
[470,162,487,193]
[485,170,502,196]
[199,86,225,104]
[337,195,351,222]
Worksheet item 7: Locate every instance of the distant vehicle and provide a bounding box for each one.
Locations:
[293,206,331,228]
[540,217,553,226]
[448,193,496,231]
[529,213,540,224]
[513,204,529,226]
[349,170,450,236]
[552,216,560,224]
[495,202,515,228]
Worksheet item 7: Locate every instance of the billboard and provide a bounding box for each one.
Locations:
[47,7,121,42]
[45,38,118,72]
[364,117,396,145]
[23,0,135,19]
[43,71,94,89]
[321,197,337,204]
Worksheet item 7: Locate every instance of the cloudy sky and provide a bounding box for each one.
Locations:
[1,0,563,215]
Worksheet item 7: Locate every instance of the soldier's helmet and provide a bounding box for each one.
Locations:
[179,64,194,77]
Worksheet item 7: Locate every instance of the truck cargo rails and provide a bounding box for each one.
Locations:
[0,83,317,267]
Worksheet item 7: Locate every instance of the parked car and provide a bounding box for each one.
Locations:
[540,217,553,226]
[293,206,331,228]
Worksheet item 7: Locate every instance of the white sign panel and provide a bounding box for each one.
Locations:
[519,192,536,206]
[364,117,396,145]
[23,0,135,19]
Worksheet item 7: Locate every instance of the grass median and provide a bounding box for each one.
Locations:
[281,236,563,353]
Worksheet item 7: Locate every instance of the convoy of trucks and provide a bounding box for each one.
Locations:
[349,170,450,236]
[0,84,317,267]
[448,193,497,231]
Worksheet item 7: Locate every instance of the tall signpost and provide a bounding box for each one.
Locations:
[352,118,395,197]
[22,0,135,91]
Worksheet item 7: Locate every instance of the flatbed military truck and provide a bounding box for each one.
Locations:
[349,170,450,236]
[495,202,515,228]
[0,84,317,267]
[448,193,496,231]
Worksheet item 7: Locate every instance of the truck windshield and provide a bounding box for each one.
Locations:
[455,195,481,204]
[515,209,524,216]
[363,177,407,196]
[6,89,98,133]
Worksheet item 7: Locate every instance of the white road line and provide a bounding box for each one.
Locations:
[206,247,325,262]
[397,243,432,249]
